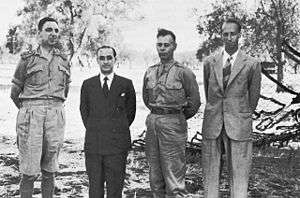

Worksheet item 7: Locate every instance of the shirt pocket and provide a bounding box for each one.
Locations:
[26,63,45,86]
[165,80,183,90]
[165,80,185,104]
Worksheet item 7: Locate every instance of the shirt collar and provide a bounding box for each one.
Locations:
[36,45,57,58]
[160,59,175,70]
[100,72,114,81]
[223,48,239,66]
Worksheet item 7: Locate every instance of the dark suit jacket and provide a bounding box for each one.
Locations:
[80,74,136,154]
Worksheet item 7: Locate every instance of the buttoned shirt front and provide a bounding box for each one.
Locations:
[99,72,114,90]
[222,48,239,68]
[12,46,71,101]
[143,59,200,119]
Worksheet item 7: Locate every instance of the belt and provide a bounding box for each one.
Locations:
[151,108,182,115]
[21,98,64,107]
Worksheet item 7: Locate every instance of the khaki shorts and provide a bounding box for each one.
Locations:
[16,100,65,175]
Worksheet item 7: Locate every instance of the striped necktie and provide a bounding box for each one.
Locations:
[103,76,109,97]
[223,56,232,89]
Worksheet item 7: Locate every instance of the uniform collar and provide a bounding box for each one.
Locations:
[160,59,176,70]
[36,45,62,57]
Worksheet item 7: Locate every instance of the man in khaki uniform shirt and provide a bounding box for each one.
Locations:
[143,28,200,198]
[10,17,71,198]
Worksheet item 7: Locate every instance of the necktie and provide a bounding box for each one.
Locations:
[158,64,167,78]
[103,76,109,97]
[223,56,232,89]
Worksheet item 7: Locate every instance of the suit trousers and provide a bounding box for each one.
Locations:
[202,128,252,198]
[145,113,188,198]
[85,152,128,198]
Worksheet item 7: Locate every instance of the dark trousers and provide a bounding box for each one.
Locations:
[85,152,128,198]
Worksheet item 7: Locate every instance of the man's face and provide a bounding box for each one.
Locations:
[39,21,59,47]
[97,48,116,75]
[156,35,176,61]
[221,22,240,51]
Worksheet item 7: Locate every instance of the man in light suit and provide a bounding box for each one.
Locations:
[80,46,136,198]
[202,18,261,197]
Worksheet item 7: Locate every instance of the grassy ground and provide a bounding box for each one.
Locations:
[0,136,299,197]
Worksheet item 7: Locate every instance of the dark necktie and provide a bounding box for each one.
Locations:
[223,56,232,89]
[103,77,109,97]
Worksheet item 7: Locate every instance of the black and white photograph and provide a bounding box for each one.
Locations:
[0,0,299,197]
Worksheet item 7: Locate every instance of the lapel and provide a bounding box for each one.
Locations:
[97,74,121,99]
[95,74,105,98]
[226,50,248,88]
[107,74,121,100]
[212,51,224,93]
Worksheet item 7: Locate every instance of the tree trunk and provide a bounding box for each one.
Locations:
[276,20,284,92]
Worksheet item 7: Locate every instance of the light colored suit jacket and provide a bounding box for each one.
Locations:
[202,49,261,140]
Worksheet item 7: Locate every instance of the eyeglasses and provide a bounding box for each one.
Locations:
[98,55,114,61]
[45,27,59,33]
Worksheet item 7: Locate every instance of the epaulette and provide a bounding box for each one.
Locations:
[20,50,35,60]
[173,61,185,68]
[149,63,160,68]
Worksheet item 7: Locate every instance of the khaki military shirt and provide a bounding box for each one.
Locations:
[12,47,71,101]
[143,60,200,119]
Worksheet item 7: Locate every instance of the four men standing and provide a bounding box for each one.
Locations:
[10,16,261,197]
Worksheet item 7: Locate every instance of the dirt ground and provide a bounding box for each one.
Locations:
[0,135,299,198]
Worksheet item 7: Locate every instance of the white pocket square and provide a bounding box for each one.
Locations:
[121,92,126,96]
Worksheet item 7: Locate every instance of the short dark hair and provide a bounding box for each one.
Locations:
[222,18,242,33]
[38,17,58,31]
[157,28,176,42]
[96,45,117,57]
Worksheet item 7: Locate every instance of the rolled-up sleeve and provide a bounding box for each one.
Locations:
[64,62,71,98]
[12,59,27,89]
[10,58,27,108]
[181,68,201,119]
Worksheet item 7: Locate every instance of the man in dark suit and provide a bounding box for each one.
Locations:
[80,45,136,198]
